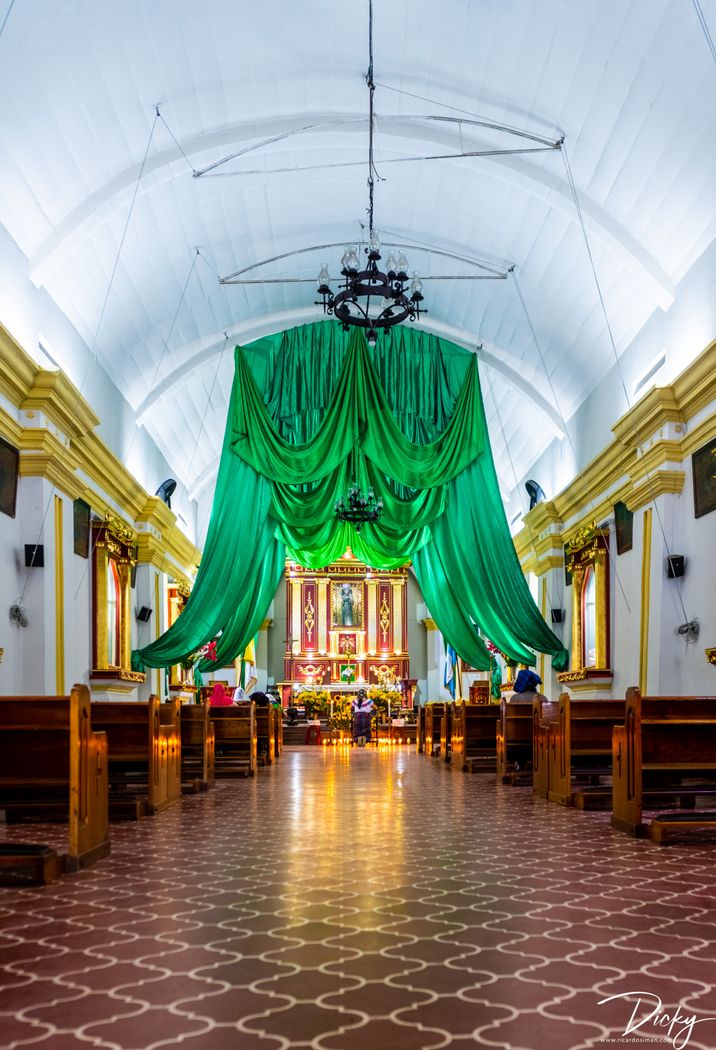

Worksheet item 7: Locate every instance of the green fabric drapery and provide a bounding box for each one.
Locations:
[135,320,568,676]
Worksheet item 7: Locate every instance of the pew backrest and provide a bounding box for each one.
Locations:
[0,685,109,869]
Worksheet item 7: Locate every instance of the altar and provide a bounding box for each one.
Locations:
[279,549,411,704]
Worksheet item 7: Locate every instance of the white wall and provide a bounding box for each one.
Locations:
[0,221,197,544]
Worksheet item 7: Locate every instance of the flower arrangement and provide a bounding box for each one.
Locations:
[485,639,508,662]
[295,687,330,718]
[328,693,353,731]
[197,640,218,662]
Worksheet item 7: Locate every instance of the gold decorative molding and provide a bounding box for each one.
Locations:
[706,647,716,667]
[513,338,716,567]
[0,323,200,580]
[422,617,438,631]
[626,469,685,513]
[557,668,613,684]
[90,669,146,684]
[104,510,137,546]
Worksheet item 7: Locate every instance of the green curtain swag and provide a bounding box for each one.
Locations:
[411,544,493,670]
[230,327,484,489]
[196,538,285,674]
[272,447,446,568]
[135,320,567,676]
[133,370,277,670]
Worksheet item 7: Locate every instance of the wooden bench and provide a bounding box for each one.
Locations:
[156,696,182,803]
[423,703,444,756]
[91,697,177,817]
[416,706,426,753]
[439,702,453,761]
[273,706,284,758]
[450,702,499,773]
[210,703,257,777]
[496,699,534,783]
[177,702,215,792]
[548,694,626,807]
[532,697,559,799]
[255,704,276,766]
[0,685,110,875]
[612,688,716,842]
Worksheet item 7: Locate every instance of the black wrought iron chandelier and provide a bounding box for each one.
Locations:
[315,0,425,347]
[334,483,384,532]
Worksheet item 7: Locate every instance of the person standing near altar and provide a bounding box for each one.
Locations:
[351,688,374,747]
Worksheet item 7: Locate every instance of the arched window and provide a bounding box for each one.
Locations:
[107,559,121,667]
[91,515,139,681]
[582,564,597,668]
[559,523,612,684]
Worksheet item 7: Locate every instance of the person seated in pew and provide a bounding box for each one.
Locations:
[508,669,547,704]
[231,685,247,704]
[209,682,235,706]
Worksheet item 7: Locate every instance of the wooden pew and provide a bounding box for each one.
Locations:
[91,697,176,817]
[532,697,559,799]
[0,685,110,876]
[273,706,284,758]
[423,703,444,756]
[255,704,276,765]
[612,688,716,842]
[157,696,182,804]
[496,699,534,783]
[440,702,453,761]
[177,702,215,792]
[416,705,426,753]
[548,694,626,807]
[210,702,257,777]
[450,702,499,773]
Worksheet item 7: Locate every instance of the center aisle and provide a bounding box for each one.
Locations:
[2,748,716,1050]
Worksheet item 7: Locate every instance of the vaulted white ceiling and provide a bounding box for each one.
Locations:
[1,0,714,527]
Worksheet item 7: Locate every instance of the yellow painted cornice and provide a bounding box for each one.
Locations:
[19,431,85,500]
[0,324,200,579]
[611,386,682,450]
[22,371,99,439]
[0,322,36,404]
[0,406,22,446]
[625,469,685,512]
[673,338,716,420]
[513,341,716,568]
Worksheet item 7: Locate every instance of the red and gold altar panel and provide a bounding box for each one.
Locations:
[285,550,409,687]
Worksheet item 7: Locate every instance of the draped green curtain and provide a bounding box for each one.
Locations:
[135,320,567,675]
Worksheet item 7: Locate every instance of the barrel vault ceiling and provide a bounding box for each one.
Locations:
[0,0,714,524]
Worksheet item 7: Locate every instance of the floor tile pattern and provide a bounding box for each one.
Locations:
[1,748,716,1049]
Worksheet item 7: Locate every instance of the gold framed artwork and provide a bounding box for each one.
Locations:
[0,436,19,519]
[331,581,364,628]
[692,437,716,519]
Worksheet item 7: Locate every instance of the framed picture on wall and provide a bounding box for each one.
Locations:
[692,437,716,519]
[73,498,91,558]
[614,500,634,554]
[0,437,19,518]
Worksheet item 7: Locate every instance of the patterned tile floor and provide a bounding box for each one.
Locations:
[2,747,716,1050]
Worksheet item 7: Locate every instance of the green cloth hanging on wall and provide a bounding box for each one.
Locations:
[134,320,568,676]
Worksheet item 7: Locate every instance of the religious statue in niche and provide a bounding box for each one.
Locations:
[331,581,363,628]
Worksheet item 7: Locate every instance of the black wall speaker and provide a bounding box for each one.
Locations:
[667,555,685,578]
[24,544,44,567]
[550,609,564,624]
[136,606,153,622]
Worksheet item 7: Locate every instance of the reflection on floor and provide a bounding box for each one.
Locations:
[2,747,716,1050]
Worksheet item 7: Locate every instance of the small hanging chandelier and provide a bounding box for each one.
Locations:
[335,483,384,532]
[315,0,426,347]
